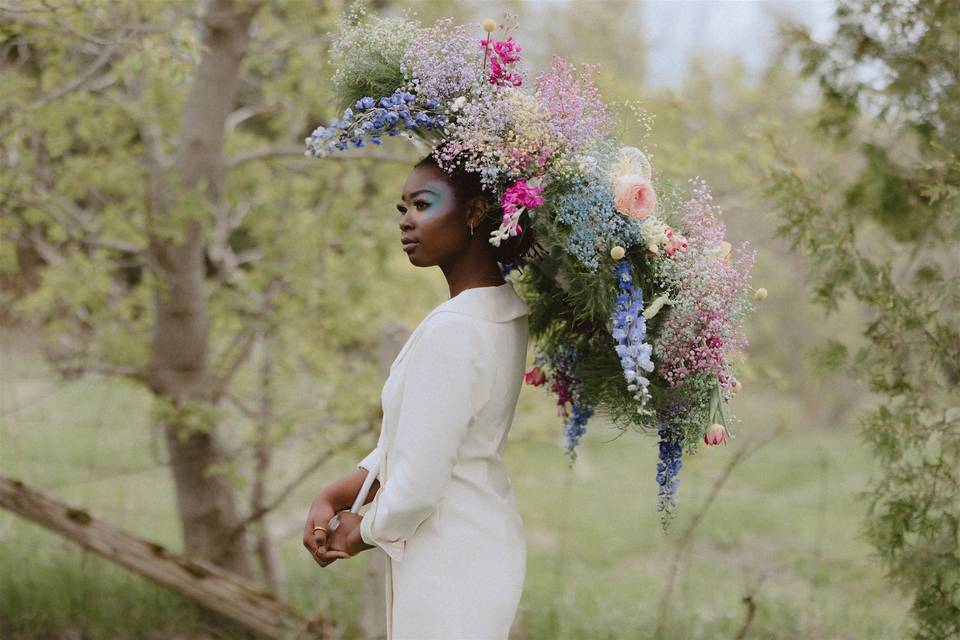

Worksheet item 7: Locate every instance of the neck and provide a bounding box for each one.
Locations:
[440,248,505,299]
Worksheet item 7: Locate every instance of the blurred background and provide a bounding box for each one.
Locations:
[1,1,956,639]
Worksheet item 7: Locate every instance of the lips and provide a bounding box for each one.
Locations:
[401,237,419,252]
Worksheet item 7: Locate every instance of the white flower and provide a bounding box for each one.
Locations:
[614,146,653,183]
[450,95,468,113]
[641,294,671,320]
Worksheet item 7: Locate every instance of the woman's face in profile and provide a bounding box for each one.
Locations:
[397,165,466,266]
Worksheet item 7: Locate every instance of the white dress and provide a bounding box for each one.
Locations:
[355,281,529,640]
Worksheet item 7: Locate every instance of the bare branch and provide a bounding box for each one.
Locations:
[206,277,287,402]
[208,200,252,285]
[226,145,416,169]
[223,390,259,420]
[38,0,113,47]
[80,361,150,385]
[225,103,276,132]
[13,227,65,265]
[226,418,379,544]
[0,12,103,56]
[82,236,145,254]
[653,420,788,637]
[226,145,308,168]
[15,24,133,111]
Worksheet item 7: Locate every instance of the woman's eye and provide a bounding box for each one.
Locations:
[396,201,429,215]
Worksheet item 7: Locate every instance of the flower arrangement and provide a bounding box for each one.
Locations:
[306,4,763,532]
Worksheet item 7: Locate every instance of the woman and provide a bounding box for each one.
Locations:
[303,151,536,639]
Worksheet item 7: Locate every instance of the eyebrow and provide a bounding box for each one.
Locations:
[400,188,437,201]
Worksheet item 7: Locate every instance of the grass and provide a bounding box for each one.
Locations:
[0,328,910,639]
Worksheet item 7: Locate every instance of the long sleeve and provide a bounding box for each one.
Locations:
[360,313,487,562]
[357,445,379,472]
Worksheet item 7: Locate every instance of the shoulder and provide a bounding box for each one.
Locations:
[415,311,486,362]
[420,310,483,344]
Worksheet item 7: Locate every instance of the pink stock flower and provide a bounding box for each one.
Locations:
[703,423,729,446]
[481,36,523,87]
[613,174,657,220]
[490,178,544,244]
[502,178,544,213]
[493,37,522,63]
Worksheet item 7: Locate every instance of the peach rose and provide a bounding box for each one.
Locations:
[613,174,656,220]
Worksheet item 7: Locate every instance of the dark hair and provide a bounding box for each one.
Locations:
[415,152,537,270]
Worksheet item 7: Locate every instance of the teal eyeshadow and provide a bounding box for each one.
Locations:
[418,180,451,218]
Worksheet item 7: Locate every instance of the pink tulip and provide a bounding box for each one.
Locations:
[703,422,728,446]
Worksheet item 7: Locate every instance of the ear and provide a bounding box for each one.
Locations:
[466,196,488,230]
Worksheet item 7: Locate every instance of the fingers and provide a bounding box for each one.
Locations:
[313,528,328,550]
[303,499,342,568]
[304,519,332,565]
[313,547,349,567]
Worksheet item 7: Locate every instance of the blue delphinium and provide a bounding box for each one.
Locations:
[610,260,654,406]
[656,424,684,529]
[533,345,595,461]
[305,90,447,157]
[564,402,594,462]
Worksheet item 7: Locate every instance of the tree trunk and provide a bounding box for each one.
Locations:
[147,0,261,578]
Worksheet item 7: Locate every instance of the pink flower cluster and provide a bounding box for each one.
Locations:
[664,226,688,257]
[500,178,544,236]
[534,56,609,154]
[653,178,756,388]
[481,36,523,87]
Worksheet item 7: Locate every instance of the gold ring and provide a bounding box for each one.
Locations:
[313,526,327,533]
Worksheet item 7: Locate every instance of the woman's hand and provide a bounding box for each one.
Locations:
[327,511,375,557]
[303,493,350,567]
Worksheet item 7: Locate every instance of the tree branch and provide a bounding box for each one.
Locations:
[226,145,417,169]
[224,417,379,547]
[653,419,788,637]
[28,37,125,109]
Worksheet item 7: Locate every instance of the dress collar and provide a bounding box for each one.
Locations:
[388,281,529,374]
[428,281,529,324]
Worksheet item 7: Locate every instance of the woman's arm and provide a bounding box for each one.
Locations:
[321,467,381,512]
[358,314,488,563]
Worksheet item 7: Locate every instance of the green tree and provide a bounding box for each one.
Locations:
[0,0,418,582]
[759,1,960,637]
